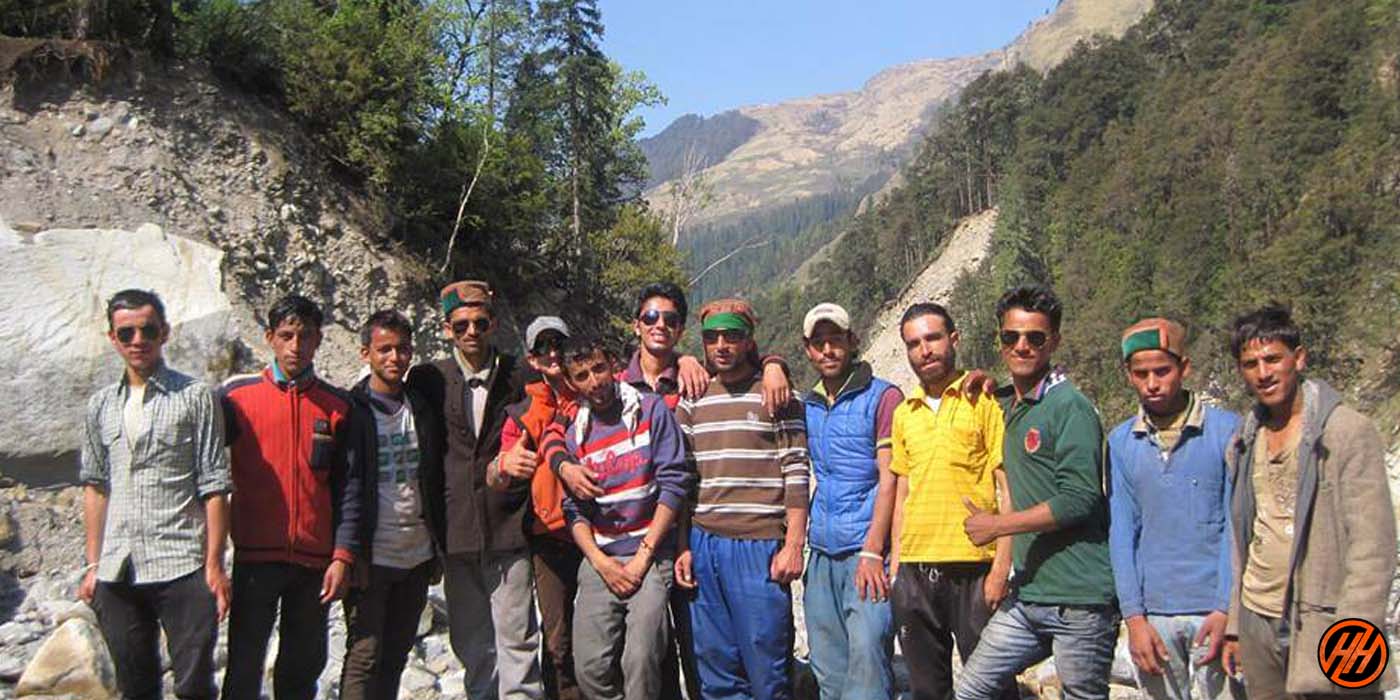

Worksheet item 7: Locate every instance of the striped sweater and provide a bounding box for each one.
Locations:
[677,373,810,540]
[561,388,692,556]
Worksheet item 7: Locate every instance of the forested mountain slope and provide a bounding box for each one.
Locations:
[754,0,1400,433]
[648,0,1153,302]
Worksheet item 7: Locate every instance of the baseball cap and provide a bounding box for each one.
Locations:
[803,302,851,338]
[525,316,571,352]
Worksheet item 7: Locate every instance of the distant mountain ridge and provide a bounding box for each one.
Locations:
[642,0,1154,240]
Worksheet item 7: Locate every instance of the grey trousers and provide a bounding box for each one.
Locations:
[572,555,673,700]
[1134,615,1242,700]
[443,548,544,700]
[1236,606,1381,700]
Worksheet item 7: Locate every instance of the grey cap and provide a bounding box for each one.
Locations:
[525,316,571,351]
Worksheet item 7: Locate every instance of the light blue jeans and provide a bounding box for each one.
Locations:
[955,599,1119,700]
[1135,615,1243,700]
[803,551,894,700]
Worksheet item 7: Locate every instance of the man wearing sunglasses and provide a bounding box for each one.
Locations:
[1107,318,1241,700]
[673,298,810,700]
[624,281,792,413]
[619,281,792,700]
[79,289,231,700]
[407,280,540,700]
[956,285,1118,700]
[220,294,366,700]
[496,317,583,700]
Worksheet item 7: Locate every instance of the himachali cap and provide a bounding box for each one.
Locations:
[440,280,493,317]
[525,316,571,351]
[803,302,851,338]
[1121,317,1187,361]
[699,298,757,333]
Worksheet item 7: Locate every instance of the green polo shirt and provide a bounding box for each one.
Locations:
[997,371,1115,605]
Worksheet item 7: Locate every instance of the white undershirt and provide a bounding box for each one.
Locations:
[123,383,147,450]
[922,395,942,413]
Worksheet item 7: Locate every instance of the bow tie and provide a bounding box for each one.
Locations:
[467,377,487,389]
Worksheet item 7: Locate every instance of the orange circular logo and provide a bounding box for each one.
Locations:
[1317,618,1389,688]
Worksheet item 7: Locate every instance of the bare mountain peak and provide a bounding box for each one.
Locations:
[646,0,1154,236]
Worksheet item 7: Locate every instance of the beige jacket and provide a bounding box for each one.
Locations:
[1226,379,1397,694]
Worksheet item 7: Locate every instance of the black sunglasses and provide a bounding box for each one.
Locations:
[701,329,750,344]
[999,329,1049,348]
[451,318,492,336]
[115,324,160,344]
[638,309,682,329]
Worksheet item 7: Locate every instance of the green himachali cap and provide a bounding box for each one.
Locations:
[1121,317,1186,361]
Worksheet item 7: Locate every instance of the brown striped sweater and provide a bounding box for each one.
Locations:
[676,373,810,540]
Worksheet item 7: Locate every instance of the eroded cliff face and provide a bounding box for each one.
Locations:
[0,47,440,466]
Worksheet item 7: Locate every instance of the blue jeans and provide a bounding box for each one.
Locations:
[955,599,1119,700]
[803,551,894,700]
[689,528,793,700]
[1135,615,1242,700]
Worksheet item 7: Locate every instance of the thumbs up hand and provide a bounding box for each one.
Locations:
[962,497,1000,547]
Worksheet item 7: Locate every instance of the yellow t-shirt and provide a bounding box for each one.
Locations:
[891,372,1005,563]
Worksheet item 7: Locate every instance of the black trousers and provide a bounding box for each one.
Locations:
[93,568,218,700]
[891,562,1019,700]
[221,562,329,700]
[340,561,434,700]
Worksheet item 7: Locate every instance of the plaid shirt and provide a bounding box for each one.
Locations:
[80,364,231,584]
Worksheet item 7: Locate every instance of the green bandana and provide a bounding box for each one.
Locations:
[701,312,752,332]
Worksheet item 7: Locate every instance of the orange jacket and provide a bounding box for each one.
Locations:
[502,380,578,535]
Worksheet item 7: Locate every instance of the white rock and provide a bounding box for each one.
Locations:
[416,602,434,638]
[399,665,436,693]
[437,669,465,696]
[1110,628,1137,686]
[0,649,27,680]
[88,118,115,139]
[0,621,39,646]
[15,618,117,699]
[39,601,97,627]
[0,222,237,459]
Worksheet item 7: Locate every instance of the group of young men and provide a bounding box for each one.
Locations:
[78,278,1395,700]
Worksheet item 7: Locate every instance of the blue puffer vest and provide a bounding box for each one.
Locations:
[804,362,893,555]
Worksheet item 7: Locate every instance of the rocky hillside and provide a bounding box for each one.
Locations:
[0,40,455,476]
[642,0,1154,238]
[862,209,998,388]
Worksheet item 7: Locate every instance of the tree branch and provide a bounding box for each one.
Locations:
[688,238,771,286]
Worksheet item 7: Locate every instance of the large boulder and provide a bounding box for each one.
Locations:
[0,220,242,465]
[15,617,118,699]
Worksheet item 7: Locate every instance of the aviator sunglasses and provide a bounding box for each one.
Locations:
[451,318,492,336]
[638,309,682,329]
[999,329,1050,348]
[114,324,161,344]
[701,329,750,344]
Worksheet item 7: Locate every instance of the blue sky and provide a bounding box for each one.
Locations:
[598,0,1059,137]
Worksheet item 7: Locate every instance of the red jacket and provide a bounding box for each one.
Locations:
[221,368,363,569]
[503,380,578,535]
